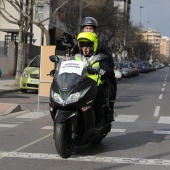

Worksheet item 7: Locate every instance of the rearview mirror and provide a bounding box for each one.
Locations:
[49,55,60,63]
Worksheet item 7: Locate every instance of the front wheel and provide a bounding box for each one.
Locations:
[54,120,74,158]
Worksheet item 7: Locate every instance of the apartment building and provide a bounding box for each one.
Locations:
[142,28,161,58]
[113,0,131,61]
[0,0,67,49]
[0,0,67,74]
[160,36,170,58]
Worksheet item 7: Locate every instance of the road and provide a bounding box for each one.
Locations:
[0,67,170,170]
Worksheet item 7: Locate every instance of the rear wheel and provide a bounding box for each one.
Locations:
[54,120,74,158]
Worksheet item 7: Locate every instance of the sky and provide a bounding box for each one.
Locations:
[130,0,170,37]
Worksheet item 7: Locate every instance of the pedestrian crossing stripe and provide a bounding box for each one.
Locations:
[15,112,48,119]
[0,124,18,128]
[41,126,53,130]
[115,115,139,122]
[154,130,170,135]
[110,129,126,133]
[158,116,170,124]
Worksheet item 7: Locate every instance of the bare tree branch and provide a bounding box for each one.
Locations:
[41,0,70,23]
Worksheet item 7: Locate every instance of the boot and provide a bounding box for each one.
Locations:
[106,108,115,122]
[106,102,115,122]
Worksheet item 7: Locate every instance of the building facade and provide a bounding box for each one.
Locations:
[160,36,170,58]
[142,28,161,59]
[0,0,67,74]
[0,0,67,49]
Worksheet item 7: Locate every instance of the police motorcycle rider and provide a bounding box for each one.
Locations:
[78,17,117,123]
[50,17,117,125]
[72,31,116,130]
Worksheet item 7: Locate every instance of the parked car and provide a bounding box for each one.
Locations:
[135,61,149,73]
[114,62,122,80]
[20,55,40,92]
[119,61,137,77]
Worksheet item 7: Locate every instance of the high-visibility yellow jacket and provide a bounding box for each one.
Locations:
[71,54,102,86]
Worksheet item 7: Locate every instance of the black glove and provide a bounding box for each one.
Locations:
[86,65,92,74]
[87,66,97,74]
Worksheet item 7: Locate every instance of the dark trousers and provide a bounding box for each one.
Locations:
[92,85,104,123]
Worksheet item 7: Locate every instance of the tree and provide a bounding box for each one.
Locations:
[57,0,107,34]
[0,0,69,85]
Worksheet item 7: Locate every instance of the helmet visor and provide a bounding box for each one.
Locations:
[79,42,94,48]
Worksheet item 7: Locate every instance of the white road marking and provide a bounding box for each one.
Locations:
[0,124,18,128]
[110,129,126,133]
[11,122,24,124]
[115,115,139,122]
[16,112,48,119]
[41,126,126,133]
[154,106,160,117]
[158,94,163,99]
[154,130,170,135]
[161,88,164,91]
[41,126,53,130]
[163,84,165,87]
[158,116,170,124]
[0,151,170,166]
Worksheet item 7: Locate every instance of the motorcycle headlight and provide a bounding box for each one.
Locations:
[22,70,28,77]
[66,92,81,104]
[51,87,91,105]
[66,86,91,105]
[51,90,63,104]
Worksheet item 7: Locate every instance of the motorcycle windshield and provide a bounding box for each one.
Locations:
[55,60,86,92]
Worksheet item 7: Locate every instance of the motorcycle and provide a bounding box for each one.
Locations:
[48,54,111,158]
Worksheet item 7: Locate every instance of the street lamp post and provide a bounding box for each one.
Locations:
[148,21,151,29]
[139,6,144,26]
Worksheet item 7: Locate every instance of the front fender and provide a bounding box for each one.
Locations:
[55,110,77,123]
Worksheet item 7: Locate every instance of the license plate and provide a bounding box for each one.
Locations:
[31,79,39,83]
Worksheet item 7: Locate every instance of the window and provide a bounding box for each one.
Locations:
[35,6,44,20]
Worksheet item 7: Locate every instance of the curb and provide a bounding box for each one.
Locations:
[0,104,22,116]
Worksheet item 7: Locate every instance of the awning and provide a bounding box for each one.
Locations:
[0,28,33,35]
[0,28,18,34]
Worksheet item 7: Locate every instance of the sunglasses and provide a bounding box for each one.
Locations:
[79,42,94,47]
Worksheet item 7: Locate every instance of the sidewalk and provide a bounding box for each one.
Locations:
[0,75,21,115]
